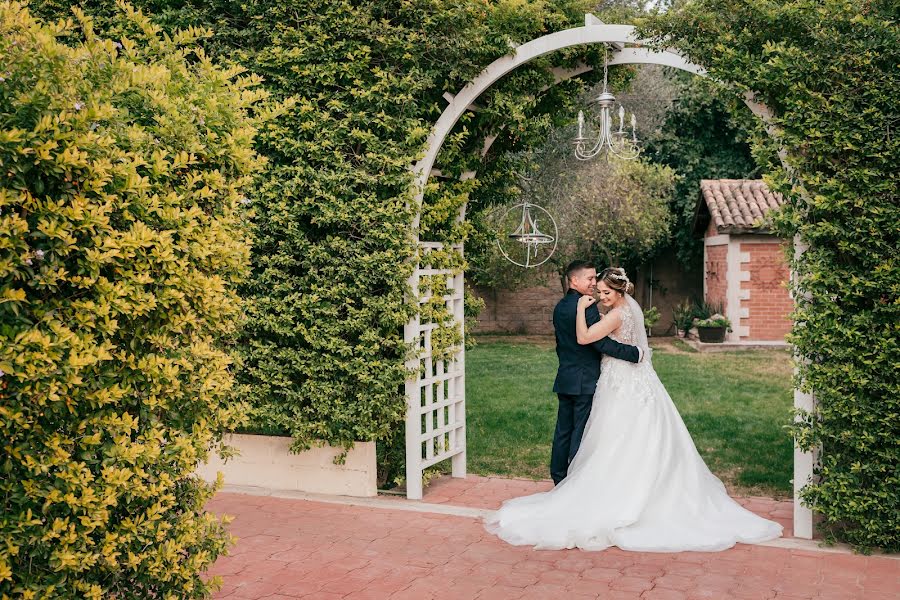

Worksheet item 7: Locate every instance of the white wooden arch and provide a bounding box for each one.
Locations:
[404,16,816,540]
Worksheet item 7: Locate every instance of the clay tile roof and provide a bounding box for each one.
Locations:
[695,179,785,235]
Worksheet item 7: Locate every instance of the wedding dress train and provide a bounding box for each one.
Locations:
[484,297,783,552]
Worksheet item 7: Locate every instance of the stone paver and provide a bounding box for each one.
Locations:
[206,489,899,600]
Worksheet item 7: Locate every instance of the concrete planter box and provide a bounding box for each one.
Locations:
[197,433,376,497]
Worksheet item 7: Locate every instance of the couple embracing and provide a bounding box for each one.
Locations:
[485,261,782,552]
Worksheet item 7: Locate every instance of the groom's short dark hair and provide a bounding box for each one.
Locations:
[565,260,594,284]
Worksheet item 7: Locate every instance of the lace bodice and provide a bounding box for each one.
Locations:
[609,304,636,345]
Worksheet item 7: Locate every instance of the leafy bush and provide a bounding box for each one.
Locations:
[643,306,661,332]
[80,0,602,456]
[690,299,723,321]
[0,3,263,595]
[646,0,899,551]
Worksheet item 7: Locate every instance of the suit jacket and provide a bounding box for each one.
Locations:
[552,289,640,395]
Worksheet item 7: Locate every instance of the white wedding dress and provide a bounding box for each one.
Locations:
[485,296,783,552]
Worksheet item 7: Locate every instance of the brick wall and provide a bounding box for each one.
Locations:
[470,238,791,341]
[740,241,792,340]
[471,272,561,334]
[704,244,728,313]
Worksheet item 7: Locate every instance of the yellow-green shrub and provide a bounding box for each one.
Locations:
[0,2,264,596]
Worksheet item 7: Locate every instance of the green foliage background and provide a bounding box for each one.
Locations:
[26,0,618,486]
[79,0,610,472]
[644,76,761,268]
[645,0,899,551]
[0,2,264,595]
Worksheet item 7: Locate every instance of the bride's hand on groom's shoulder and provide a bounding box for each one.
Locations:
[577,295,597,310]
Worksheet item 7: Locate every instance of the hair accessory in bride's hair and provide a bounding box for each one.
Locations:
[605,267,629,284]
[601,267,632,294]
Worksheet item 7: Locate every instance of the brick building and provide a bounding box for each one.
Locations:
[694,179,792,343]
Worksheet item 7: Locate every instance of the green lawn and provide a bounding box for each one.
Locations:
[465,337,794,498]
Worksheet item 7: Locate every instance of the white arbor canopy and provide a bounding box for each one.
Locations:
[404,15,816,540]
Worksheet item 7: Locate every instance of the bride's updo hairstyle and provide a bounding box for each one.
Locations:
[599,267,634,296]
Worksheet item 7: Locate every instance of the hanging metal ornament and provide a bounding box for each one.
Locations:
[496,201,558,268]
[573,45,641,161]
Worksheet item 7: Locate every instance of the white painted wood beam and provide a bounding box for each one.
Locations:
[442,92,483,112]
[585,14,624,50]
[792,236,817,539]
[549,63,594,85]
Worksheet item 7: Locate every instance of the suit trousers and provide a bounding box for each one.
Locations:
[550,392,593,485]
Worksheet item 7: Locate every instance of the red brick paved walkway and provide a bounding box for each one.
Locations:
[206,476,898,599]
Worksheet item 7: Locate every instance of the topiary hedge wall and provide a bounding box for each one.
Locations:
[27,0,624,486]
[644,0,899,551]
[101,0,609,464]
[0,3,264,595]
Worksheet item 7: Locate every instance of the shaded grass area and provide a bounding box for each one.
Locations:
[466,338,794,497]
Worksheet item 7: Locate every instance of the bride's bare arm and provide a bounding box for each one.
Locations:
[576,302,623,345]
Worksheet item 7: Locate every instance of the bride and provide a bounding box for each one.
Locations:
[485,267,783,552]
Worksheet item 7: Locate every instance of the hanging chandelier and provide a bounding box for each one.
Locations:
[573,46,640,161]
[497,201,558,268]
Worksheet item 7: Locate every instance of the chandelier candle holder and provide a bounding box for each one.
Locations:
[497,201,558,268]
[574,46,640,161]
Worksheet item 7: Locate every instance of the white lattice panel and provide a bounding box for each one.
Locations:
[404,242,466,499]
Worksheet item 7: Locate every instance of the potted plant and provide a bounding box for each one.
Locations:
[696,314,731,343]
[643,306,660,336]
[672,299,695,337]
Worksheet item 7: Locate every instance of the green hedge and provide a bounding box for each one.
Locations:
[228,1,603,456]
[92,0,605,462]
[645,0,899,551]
[26,0,621,487]
[0,3,263,595]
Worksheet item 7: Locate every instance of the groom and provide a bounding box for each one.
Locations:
[550,260,642,485]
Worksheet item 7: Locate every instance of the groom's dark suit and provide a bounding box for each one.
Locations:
[551,289,640,484]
